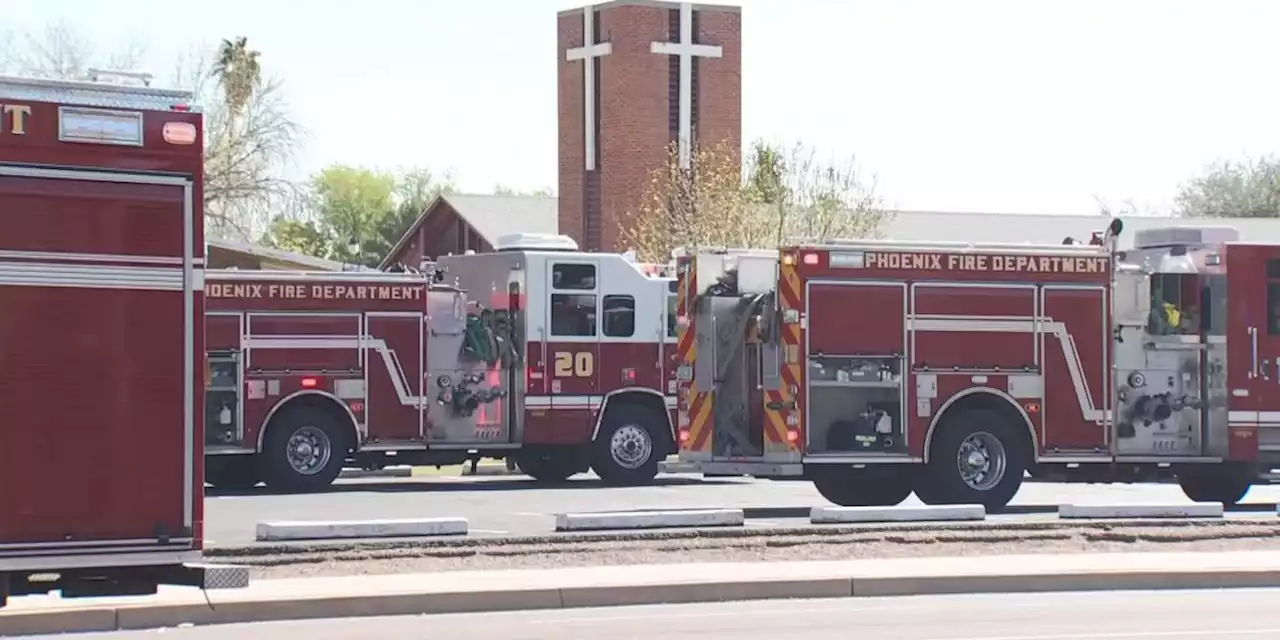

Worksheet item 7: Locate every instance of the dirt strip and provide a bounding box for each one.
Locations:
[224,521,1280,580]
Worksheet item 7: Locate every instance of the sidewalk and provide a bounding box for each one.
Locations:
[5,550,1280,636]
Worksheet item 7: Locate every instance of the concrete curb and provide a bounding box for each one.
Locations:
[811,505,985,524]
[555,509,745,532]
[1059,503,1225,519]
[255,518,468,541]
[6,565,1280,635]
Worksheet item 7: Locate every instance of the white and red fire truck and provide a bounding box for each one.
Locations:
[203,234,680,491]
[676,220,1275,509]
[0,73,239,607]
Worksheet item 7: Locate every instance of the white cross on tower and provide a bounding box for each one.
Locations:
[651,2,722,169]
[566,6,612,172]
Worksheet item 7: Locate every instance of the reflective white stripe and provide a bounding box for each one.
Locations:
[525,395,594,407]
[246,337,424,406]
[0,261,191,291]
[910,316,1108,422]
[0,249,188,265]
[0,549,200,572]
[1229,411,1280,424]
[525,395,678,408]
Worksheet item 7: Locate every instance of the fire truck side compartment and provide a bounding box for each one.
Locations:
[0,74,222,604]
[805,282,909,455]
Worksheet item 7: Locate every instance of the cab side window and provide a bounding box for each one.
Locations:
[667,292,678,338]
[1268,260,1280,335]
[602,295,635,337]
[1147,273,1198,336]
[551,263,597,337]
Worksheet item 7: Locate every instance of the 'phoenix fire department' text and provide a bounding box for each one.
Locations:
[206,283,423,301]
[866,252,1108,274]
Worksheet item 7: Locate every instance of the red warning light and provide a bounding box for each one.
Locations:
[300,377,319,389]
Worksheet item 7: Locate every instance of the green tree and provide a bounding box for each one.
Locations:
[380,167,457,251]
[1175,155,1280,218]
[213,37,260,122]
[262,166,456,267]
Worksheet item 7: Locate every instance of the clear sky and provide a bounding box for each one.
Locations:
[5,0,1278,215]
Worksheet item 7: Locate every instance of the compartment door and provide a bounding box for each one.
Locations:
[1225,244,1280,459]
[805,281,907,452]
[365,313,423,441]
[1040,286,1109,452]
[0,166,198,552]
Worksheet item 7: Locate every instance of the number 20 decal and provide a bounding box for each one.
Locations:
[553,351,594,377]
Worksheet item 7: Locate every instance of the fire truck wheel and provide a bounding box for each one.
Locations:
[917,408,1027,510]
[260,407,347,492]
[1175,464,1254,505]
[592,405,666,485]
[811,466,914,507]
[204,456,260,490]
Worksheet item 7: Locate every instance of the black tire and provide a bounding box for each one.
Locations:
[204,455,260,490]
[811,465,914,507]
[259,406,347,492]
[591,404,667,485]
[1176,464,1254,505]
[515,448,582,483]
[916,408,1027,510]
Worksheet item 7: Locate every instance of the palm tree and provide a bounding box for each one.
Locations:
[213,36,261,122]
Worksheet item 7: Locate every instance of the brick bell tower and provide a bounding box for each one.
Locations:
[557,0,743,252]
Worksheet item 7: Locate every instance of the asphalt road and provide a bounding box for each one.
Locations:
[48,588,1280,639]
[203,473,1280,547]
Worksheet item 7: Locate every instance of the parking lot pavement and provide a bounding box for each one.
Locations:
[201,474,1280,546]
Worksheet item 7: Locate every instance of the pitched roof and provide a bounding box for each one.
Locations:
[380,193,559,268]
[207,237,369,271]
[444,193,559,243]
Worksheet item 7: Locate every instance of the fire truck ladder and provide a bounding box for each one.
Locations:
[707,287,773,458]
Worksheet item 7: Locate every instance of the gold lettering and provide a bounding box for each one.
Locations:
[2,105,31,135]
[205,282,426,300]
[553,351,594,377]
[862,251,1109,275]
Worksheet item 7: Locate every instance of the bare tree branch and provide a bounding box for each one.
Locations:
[621,139,892,262]
[14,19,96,79]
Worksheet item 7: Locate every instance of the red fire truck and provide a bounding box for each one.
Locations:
[0,73,236,607]
[203,233,680,491]
[676,220,1273,509]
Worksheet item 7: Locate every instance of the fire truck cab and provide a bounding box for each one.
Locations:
[203,233,680,491]
[677,220,1271,509]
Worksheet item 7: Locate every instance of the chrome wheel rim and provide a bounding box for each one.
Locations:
[287,426,331,476]
[610,424,653,470]
[956,431,1006,491]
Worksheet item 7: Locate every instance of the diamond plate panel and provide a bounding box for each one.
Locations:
[0,75,198,112]
[190,563,251,590]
